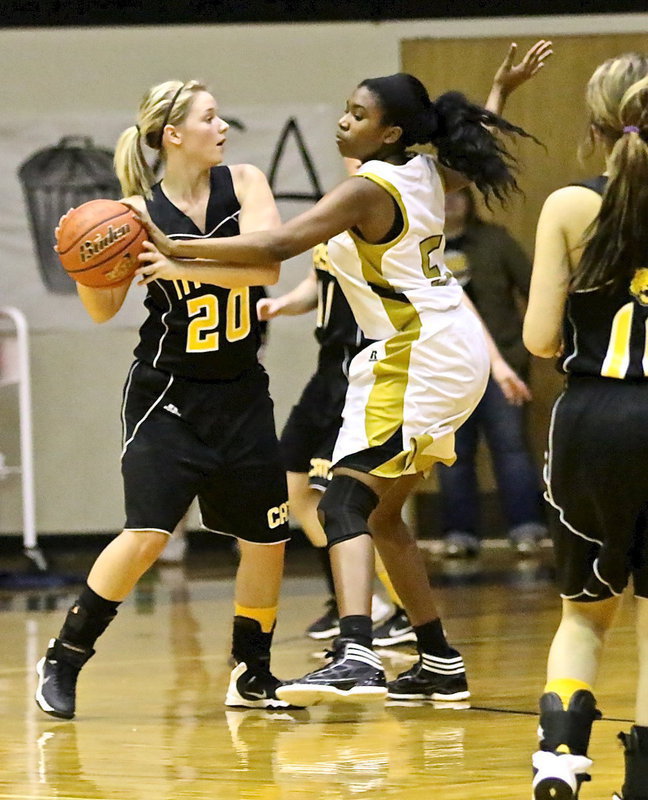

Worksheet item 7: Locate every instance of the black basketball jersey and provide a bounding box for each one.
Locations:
[561,176,648,380]
[134,166,264,380]
[312,242,368,354]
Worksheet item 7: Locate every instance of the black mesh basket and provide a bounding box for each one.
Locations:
[19,136,122,294]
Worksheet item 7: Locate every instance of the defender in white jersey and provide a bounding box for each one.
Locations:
[137,44,549,707]
[327,155,488,478]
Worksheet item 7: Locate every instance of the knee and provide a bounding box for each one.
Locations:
[124,530,170,563]
[370,506,405,541]
[318,475,379,548]
[563,598,618,639]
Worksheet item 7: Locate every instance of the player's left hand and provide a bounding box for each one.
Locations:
[491,357,532,406]
[136,241,186,285]
[492,40,553,97]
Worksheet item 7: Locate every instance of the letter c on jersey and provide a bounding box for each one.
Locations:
[267,502,290,529]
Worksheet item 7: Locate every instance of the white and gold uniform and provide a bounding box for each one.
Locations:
[327,154,489,478]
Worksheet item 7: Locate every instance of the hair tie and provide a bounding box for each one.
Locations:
[623,125,640,134]
[156,83,185,149]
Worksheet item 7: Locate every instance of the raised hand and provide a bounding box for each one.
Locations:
[486,40,553,115]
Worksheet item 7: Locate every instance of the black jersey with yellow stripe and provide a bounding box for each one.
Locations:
[134,166,264,380]
[561,175,648,380]
[312,242,368,355]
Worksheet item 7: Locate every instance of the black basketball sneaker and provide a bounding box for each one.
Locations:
[225,662,294,710]
[305,598,340,640]
[276,637,387,707]
[386,649,470,701]
[372,607,416,646]
[35,638,94,720]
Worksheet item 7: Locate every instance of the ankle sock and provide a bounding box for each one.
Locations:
[414,617,453,657]
[339,614,372,648]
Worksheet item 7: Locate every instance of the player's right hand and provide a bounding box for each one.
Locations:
[256,297,284,320]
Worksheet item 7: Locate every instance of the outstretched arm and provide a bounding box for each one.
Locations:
[136,176,380,285]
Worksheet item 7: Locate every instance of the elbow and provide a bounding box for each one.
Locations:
[523,332,558,359]
[264,263,281,286]
[87,309,115,324]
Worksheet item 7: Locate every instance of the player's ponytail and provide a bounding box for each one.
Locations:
[571,54,648,291]
[359,74,537,207]
[114,79,208,198]
[114,125,155,198]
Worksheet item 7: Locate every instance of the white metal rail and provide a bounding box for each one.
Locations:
[0,306,40,562]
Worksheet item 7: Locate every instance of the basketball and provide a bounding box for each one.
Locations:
[55,199,147,288]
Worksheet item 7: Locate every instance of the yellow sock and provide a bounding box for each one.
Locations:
[375,566,403,608]
[234,604,277,633]
[544,677,594,710]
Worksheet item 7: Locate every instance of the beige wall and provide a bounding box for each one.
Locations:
[0,13,646,534]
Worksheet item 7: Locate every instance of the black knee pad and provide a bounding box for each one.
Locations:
[318,475,379,549]
[538,689,601,756]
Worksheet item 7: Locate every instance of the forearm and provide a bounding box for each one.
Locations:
[484,85,508,117]
[77,281,131,323]
[171,229,290,263]
[175,260,280,287]
[271,277,318,315]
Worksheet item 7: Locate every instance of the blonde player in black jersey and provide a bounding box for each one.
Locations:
[35,80,293,720]
[137,43,550,708]
[523,54,648,800]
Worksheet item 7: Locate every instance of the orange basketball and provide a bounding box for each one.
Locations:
[55,199,147,288]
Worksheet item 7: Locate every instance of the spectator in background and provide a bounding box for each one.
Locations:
[436,187,547,558]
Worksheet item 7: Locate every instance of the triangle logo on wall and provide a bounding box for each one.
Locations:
[268,117,324,202]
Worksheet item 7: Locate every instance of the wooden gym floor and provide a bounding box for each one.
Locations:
[0,542,634,799]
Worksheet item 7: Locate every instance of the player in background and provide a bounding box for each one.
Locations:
[523,53,648,800]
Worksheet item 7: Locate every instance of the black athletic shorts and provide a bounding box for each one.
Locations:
[280,348,354,491]
[120,361,290,543]
[545,376,648,601]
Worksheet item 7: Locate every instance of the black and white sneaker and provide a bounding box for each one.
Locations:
[35,638,94,720]
[225,662,294,710]
[305,598,340,640]
[387,650,470,701]
[372,608,416,646]
[531,751,593,800]
[276,638,387,707]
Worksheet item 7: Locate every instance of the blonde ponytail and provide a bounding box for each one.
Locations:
[572,54,648,291]
[114,125,156,197]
